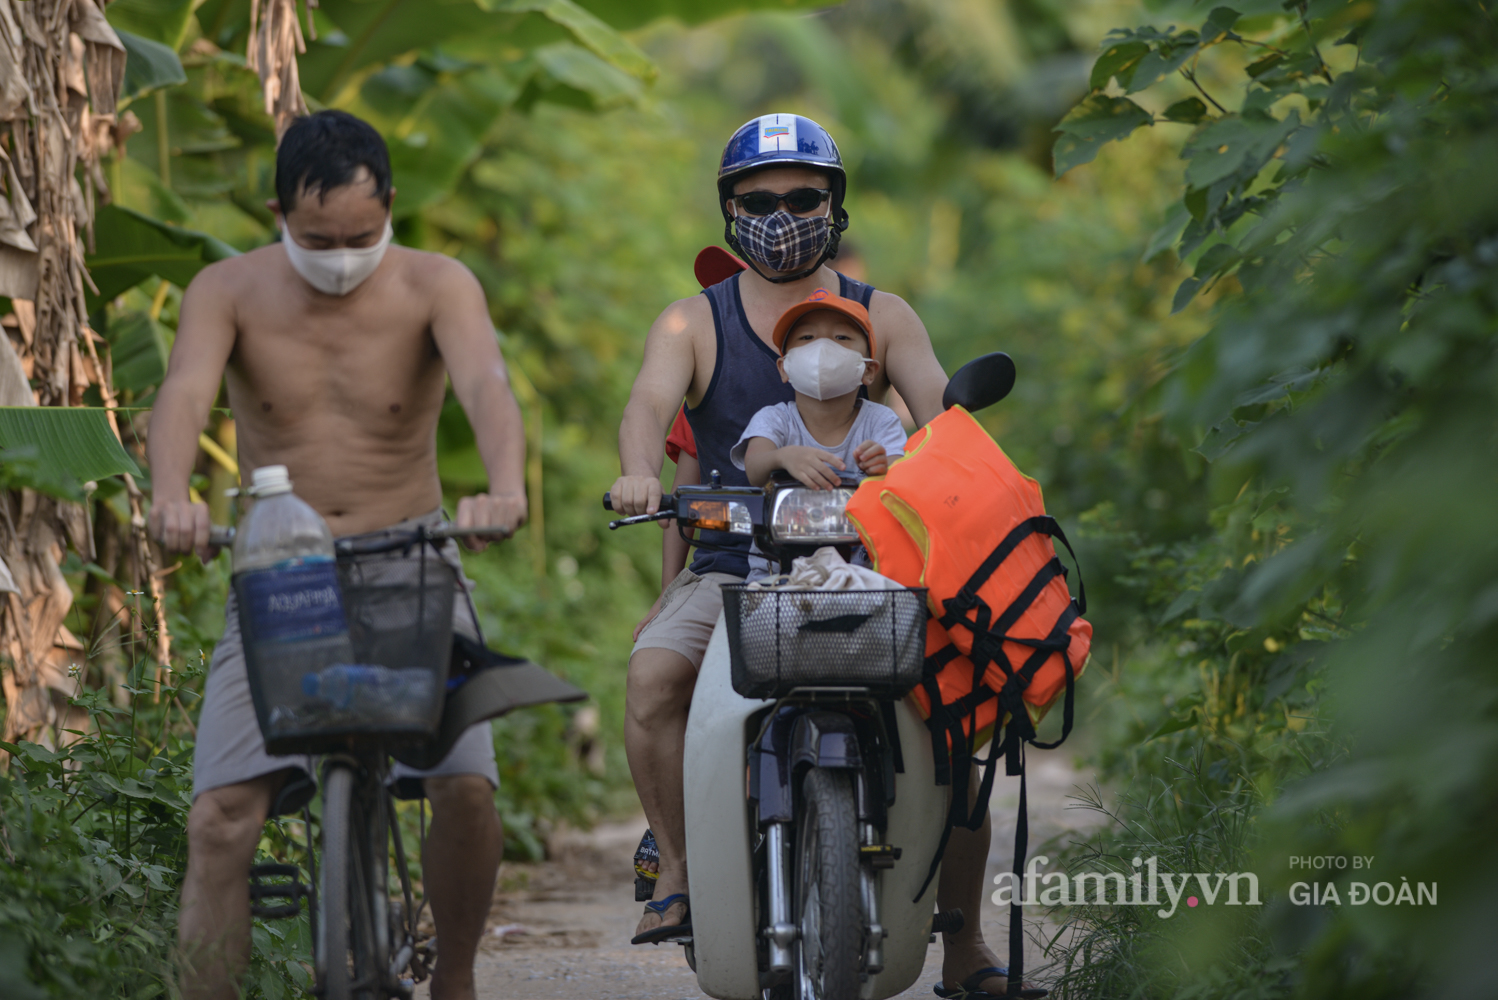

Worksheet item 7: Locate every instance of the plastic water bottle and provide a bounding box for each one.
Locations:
[302,664,434,718]
[232,466,355,736]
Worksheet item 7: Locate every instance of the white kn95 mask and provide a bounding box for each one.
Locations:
[280,218,393,296]
[781,338,870,400]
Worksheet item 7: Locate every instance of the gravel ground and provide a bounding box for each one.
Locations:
[415,752,1105,1000]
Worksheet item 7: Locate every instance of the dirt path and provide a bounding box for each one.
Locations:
[416,753,1103,1000]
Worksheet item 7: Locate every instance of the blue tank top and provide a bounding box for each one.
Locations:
[686,271,877,578]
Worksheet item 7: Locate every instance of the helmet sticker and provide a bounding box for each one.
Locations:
[758,114,798,154]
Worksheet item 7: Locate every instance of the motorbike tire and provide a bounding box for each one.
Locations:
[794,767,861,1000]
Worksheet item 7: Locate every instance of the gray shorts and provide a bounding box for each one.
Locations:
[192,510,500,811]
[630,569,742,670]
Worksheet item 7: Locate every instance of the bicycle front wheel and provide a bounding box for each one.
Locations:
[319,764,363,1000]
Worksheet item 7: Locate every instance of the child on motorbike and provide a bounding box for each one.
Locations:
[730,289,908,579]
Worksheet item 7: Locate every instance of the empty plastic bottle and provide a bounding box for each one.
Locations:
[302,663,434,717]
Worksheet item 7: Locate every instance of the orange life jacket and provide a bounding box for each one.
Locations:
[847,406,1091,898]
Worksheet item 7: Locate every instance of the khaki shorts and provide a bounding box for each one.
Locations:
[192,511,500,813]
[631,569,742,670]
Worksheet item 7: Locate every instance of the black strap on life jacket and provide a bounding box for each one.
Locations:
[912,515,1086,933]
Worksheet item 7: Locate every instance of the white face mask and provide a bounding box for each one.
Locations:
[280,217,393,296]
[781,337,870,400]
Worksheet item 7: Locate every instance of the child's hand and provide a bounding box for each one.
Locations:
[777,446,846,489]
[854,441,888,477]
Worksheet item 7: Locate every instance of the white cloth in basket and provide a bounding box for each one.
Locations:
[747,546,900,592]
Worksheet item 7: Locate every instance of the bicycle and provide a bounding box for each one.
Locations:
[212,520,574,1000]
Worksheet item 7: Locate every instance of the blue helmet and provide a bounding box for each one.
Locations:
[717,113,849,233]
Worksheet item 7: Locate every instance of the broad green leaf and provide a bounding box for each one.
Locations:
[1163,97,1209,124]
[301,0,504,101]
[1127,31,1201,94]
[1148,712,1199,740]
[532,41,643,109]
[1143,201,1190,262]
[1171,275,1203,314]
[0,408,142,483]
[571,0,842,30]
[0,934,47,1000]
[1193,415,1257,460]
[108,312,173,393]
[87,204,239,303]
[117,28,188,101]
[1089,40,1148,91]
[384,70,518,214]
[489,0,656,81]
[1192,241,1242,280]
[1052,94,1153,177]
[1245,52,1285,78]
[1201,6,1242,42]
[1183,112,1299,190]
[107,0,200,50]
[116,160,191,229]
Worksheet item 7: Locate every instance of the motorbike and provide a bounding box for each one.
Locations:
[605,353,1017,1000]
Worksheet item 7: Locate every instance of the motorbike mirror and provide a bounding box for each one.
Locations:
[942,352,1016,413]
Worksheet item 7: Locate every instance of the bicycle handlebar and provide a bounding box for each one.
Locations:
[207,523,513,555]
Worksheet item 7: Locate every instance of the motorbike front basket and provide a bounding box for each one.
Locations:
[721,585,928,700]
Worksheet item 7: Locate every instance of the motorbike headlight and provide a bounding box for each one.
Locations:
[678,496,755,535]
[770,487,860,544]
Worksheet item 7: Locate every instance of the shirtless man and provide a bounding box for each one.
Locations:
[612,114,1033,997]
[148,110,524,1000]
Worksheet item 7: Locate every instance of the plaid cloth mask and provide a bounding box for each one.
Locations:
[734,209,830,273]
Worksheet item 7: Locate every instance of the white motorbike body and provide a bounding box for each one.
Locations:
[684,616,948,1000]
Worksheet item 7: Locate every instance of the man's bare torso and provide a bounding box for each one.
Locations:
[216,243,453,536]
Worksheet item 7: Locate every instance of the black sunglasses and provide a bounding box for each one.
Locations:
[732,187,831,217]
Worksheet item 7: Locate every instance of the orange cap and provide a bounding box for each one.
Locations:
[771,288,875,356]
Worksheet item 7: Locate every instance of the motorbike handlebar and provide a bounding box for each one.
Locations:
[602,492,676,515]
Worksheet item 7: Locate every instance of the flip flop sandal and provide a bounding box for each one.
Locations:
[631,893,692,945]
[633,828,660,902]
[932,966,1049,1000]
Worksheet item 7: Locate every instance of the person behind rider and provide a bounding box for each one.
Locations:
[612,114,1034,996]
[149,110,521,1000]
[732,288,906,576]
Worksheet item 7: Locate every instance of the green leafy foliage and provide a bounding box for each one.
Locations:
[1051,1,1498,996]
[106,0,201,50]
[0,407,141,484]
[86,205,239,304]
[116,29,188,101]
[1052,93,1153,176]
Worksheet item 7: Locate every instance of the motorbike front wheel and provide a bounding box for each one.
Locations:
[794,767,861,1000]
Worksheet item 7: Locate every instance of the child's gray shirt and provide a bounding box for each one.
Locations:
[729,398,909,581]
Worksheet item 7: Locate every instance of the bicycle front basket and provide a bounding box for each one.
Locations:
[721,585,928,700]
[238,553,456,755]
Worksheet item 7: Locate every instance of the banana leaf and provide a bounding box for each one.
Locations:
[571,0,844,30]
[0,407,142,485]
[107,0,200,50]
[117,29,188,101]
[86,205,239,304]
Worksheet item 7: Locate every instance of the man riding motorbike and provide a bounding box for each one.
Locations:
[612,113,1030,997]
[149,110,525,1000]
